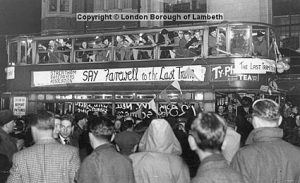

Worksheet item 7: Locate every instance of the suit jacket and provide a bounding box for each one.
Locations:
[7,138,80,183]
[57,135,79,147]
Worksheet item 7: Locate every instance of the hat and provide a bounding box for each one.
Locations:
[0,110,16,126]
[257,31,265,37]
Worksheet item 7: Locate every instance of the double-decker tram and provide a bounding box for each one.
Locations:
[2,21,283,118]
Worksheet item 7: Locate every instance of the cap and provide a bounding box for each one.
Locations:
[257,31,265,37]
[0,110,16,127]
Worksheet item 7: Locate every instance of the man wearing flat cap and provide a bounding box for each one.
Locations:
[0,110,18,163]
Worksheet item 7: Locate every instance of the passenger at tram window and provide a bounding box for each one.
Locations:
[37,43,47,63]
[185,30,203,57]
[231,31,249,55]
[115,35,133,61]
[157,29,174,59]
[208,27,218,55]
[47,40,60,63]
[252,31,268,57]
[174,30,187,58]
[132,33,155,60]
[208,28,226,56]
[77,41,92,62]
[57,39,71,63]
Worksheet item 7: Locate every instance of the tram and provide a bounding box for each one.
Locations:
[2,21,284,118]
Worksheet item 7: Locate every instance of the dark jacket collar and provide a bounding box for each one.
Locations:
[245,127,283,145]
[198,153,228,173]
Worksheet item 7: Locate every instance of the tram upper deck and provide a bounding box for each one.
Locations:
[7,22,279,66]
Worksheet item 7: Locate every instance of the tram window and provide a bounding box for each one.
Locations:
[94,94,113,100]
[37,94,45,100]
[37,39,71,64]
[49,0,58,12]
[230,25,251,56]
[178,29,203,58]
[252,27,268,57]
[115,94,134,99]
[74,94,92,100]
[269,29,278,59]
[45,94,55,100]
[130,33,156,60]
[208,27,226,56]
[136,94,156,99]
[60,0,70,12]
[9,42,17,65]
[75,36,112,62]
[55,94,72,100]
[195,92,204,100]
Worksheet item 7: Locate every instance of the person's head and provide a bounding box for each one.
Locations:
[121,118,134,131]
[251,99,282,128]
[30,110,55,140]
[241,96,252,112]
[88,117,114,149]
[256,31,265,42]
[81,41,87,48]
[217,105,224,115]
[292,106,298,114]
[116,35,124,43]
[188,112,227,155]
[52,115,61,138]
[0,110,16,134]
[114,119,122,131]
[59,115,74,138]
[178,30,184,39]
[194,30,202,40]
[74,112,88,129]
[184,32,191,41]
[161,29,168,35]
[209,27,217,37]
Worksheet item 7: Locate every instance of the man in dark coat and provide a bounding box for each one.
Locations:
[231,99,300,183]
[76,117,135,183]
[188,112,246,183]
[0,110,18,163]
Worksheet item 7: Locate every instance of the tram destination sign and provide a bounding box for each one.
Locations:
[234,58,276,74]
[32,65,206,87]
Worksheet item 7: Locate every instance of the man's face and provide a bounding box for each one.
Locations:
[257,36,264,42]
[5,120,16,134]
[60,119,73,138]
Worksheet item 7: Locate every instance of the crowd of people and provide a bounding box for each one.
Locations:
[1,98,300,183]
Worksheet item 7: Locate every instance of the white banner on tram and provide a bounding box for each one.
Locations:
[234,58,276,74]
[32,65,206,87]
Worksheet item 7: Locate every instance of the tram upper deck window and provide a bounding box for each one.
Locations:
[230,25,251,56]
[208,27,226,56]
[117,32,156,61]
[37,39,71,64]
[252,26,268,57]
[20,39,32,65]
[75,36,112,62]
[8,42,17,65]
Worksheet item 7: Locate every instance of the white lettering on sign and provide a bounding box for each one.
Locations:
[13,97,27,116]
[32,65,206,87]
[234,58,276,74]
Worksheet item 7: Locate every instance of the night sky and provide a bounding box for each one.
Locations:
[0,0,41,91]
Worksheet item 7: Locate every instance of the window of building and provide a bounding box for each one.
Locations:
[94,0,133,11]
[48,0,72,14]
